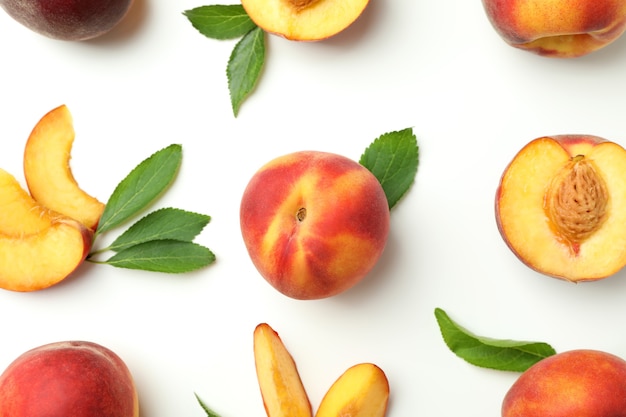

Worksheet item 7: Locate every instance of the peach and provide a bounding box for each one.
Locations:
[481,0,626,57]
[502,349,626,417]
[495,135,626,281]
[0,168,92,291]
[253,323,313,417]
[0,340,139,417]
[0,0,134,41]
[24,105,105,231]
[241,0,369,41]
[315,363,389,417]
[240,151,390,300]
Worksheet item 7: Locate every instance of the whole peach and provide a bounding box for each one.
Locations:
[0,341,139,417]
[481,0,626,57]
[0,0,134,41]
[502,349,626,417]
[240,151,390,300]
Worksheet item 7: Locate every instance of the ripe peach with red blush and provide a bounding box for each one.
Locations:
[240,151,390,300]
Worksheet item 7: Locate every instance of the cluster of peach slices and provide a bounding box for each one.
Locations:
[0,105,104,292]
[496,135,626,282]
[241,0,370,41]
[254,323,390,417]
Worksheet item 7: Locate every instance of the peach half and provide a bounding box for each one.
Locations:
[240,151,390,300]
[241,0,369,41]
[482,0,626,57]
[495,135,626,281]
[0,168,93,291]
[23,105,105,231]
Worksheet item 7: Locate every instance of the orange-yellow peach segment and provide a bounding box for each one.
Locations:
[315,363,389,417]
[24,105,105,230]
[240,151,390,300]
[0,168,93,292]
[482,0,626,57]
[241,0,369,41]
[496,135,626,281]
[253,323,313,417]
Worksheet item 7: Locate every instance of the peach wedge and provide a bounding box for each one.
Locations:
[315,363,389,417]
[23,105,105,231]
[496,135,626,281]
[241,0,369,41]
[0,168,93,291]
[253,323,313,417]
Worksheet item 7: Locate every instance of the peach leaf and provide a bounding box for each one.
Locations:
[359,127,419,209]
[227,26,265,116]
[184,5,257,40]
[435,308,556,372]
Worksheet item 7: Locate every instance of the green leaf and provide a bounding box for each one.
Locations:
[195,393,221,417]
[103,240,215,273]
[184,5,257,40]
[227,26,265,117]
[107,208,211,252]
[434,308,556,372]
[96,144,182,235]
[359,128,419,209]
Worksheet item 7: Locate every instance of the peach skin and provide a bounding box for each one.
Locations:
[240,151,390,300]
[482,0,626,57]
[502,350,626,417]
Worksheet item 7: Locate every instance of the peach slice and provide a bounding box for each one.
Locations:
[253,323,313,417]
[0,168,93,292]
[495,135,626,281]
[241,0,369,41]
[315,363,389,417]
[23,105,105,231]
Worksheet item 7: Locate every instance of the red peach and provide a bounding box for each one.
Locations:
[240,151,390,300]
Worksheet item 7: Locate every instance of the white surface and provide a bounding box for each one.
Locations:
[2,1,626,416]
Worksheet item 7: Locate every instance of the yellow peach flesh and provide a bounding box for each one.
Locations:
[497,137,626,281]
[241,0,369,41]
[0,169,50,235]
[315,363,389,417]
[0,168,92,292]
[0,223,90,291]
[253,323,312,417]
[24,105,105,230]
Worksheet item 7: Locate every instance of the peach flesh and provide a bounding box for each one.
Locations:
[495,135,626,281]
[241,0,369,41]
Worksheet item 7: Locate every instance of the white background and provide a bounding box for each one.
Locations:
[2,0,626,416]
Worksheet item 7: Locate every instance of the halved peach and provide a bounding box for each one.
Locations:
[241,0,369,41]
[495,135,626,281]
[23,105,105,231]
[253,323,313,417]
[0,168,93,292]
[315,363,389,417]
